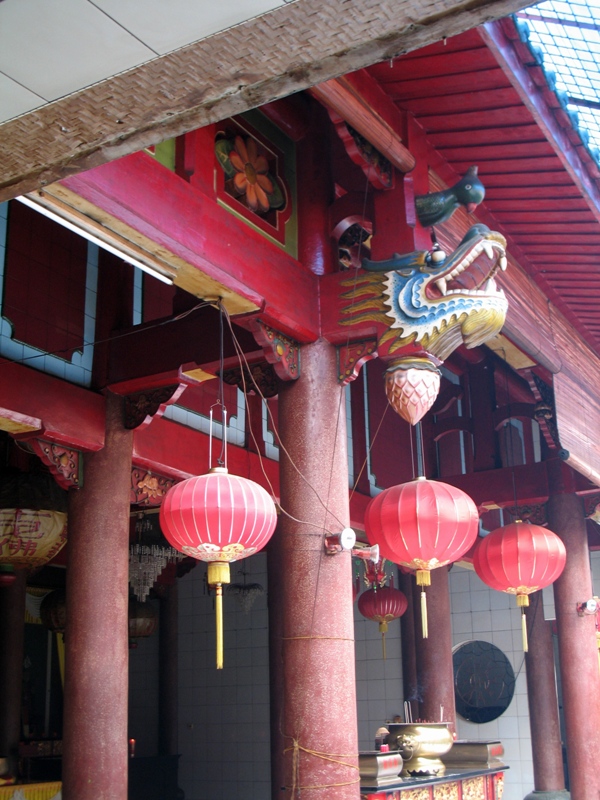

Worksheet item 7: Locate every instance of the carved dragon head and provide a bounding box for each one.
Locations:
[343,224,508,362]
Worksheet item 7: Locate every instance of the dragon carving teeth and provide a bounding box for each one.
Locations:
[339,224,510,423]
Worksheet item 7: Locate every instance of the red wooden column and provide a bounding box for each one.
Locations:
[547,486,600,800]
[523,590,568,799]
[158,582,178,756]
[276,339,359,800]
[0,570,26,769]
[62,392,133,800]
[414,566,456,733]
[398,570,418,714]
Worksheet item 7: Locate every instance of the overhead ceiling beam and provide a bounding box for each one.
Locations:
[0,0,535,202]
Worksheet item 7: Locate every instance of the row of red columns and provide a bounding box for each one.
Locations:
[2,347,600,799]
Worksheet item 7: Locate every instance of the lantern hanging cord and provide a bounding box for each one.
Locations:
[0,300,214,371]
[349,402,389,502]
[214,300,228,468]
[221,306,348,534]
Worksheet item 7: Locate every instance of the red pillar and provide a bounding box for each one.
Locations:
[62,393,133,800]
[524,590,568,797]
[276,339,359,800]
[547,490,600,800]
[398,570,418,713]
[0,570,26,769]
[158,583,178,756]
[414,566,456,733]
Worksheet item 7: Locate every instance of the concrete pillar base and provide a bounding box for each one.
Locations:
[523,792,571,800]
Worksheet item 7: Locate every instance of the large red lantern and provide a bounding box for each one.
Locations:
[473,521,566,651]
[358,585,408,658]
[160,467,277,668]
[364,477,479,636]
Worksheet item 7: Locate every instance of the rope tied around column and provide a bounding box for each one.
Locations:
[284,738,360,794]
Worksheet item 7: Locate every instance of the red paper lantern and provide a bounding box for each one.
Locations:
[358,585,408,658]
[160,467,277,667]
[473,521,566,651]
[364,477,479,636]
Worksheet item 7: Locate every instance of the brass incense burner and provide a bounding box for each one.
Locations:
[385,722,453,776]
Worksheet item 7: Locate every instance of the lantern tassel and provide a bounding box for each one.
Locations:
[379,620,388,659]
[215,585,224,669]
[517,594,529,652]
[420,589,428,638]
[416,569,431,639]
[208,562,231,670]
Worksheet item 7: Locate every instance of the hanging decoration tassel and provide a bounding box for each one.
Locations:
[517,595,529,652]
[208,562,231,669]
[379,621,388,660]
[417,569,430,638]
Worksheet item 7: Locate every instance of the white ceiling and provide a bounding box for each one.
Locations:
[0,0,288,124]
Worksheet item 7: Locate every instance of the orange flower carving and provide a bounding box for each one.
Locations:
[229,136,274,213]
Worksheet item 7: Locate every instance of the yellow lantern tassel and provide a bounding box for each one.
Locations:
[207,561,231,670]
[215,585,224,669]
[416,569,430,639]
[379,620,389,660]
[517,594,529,652]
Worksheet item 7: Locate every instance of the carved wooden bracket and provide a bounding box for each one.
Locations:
[130,468,176,506]
[29,439,82,490]
[124,384,187,430]
[584,493,600,520]
[329,111,394,190]
[222,362,280,398]
[528,373,561,451]
[337,341,377,384]
[249,321,300,382]
[504,504,547,526]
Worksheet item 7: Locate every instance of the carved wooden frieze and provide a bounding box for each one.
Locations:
[530,373,561,450]
[124,384,185,430]
[249,320,300,382]
[29,439,81,489]
[505,504,547,526]
[130,468,176,506]
[338,341,378,385]
[222,363,280,398]
[584,493,600,521]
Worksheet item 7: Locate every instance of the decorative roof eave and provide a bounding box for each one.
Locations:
[0,0,539,204]
[480,17,600,223]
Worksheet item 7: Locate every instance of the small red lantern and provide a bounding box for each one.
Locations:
[160,467,277,668]
[358,585,408,658]
[365,477,479,637]
[473,521,566,651]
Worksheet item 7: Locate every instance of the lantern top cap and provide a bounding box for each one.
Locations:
[209,467,229,475]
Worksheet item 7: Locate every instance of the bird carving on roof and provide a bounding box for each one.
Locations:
[415,166,485,229]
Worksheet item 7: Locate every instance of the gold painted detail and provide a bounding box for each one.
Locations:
[433,782,459,800]
[182,542,256,562]
[400,788,430,800]
[495,774,504,799]
[462,776,485,800]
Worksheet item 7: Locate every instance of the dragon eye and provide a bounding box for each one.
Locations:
[465,184,471,190]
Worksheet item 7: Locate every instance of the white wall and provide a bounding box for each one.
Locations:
[449,565,534,800]
[177,555,271,800]
[354,601,404,751]
[128,555,564,799]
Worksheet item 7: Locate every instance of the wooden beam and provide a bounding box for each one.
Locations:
[43,153,320,341]
[308,71,415,173]
[0,0,540,202]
